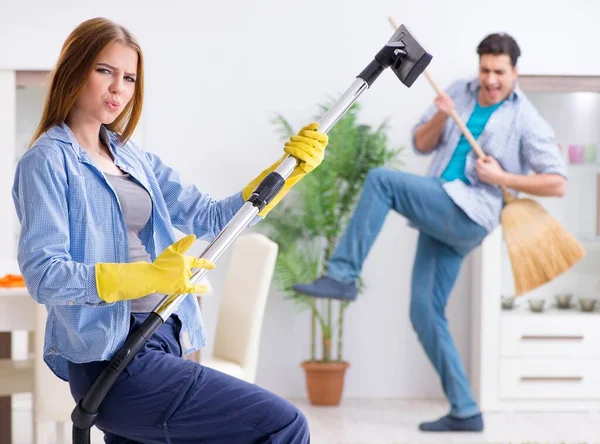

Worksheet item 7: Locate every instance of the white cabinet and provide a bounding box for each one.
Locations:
[0,71,18,260]
[471,228,600,412]
[470,75,600,413]
[500,313,600,359]
[499,358,600,401]
[0,71,51,258]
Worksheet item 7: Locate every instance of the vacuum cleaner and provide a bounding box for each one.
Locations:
[71,22,432,443]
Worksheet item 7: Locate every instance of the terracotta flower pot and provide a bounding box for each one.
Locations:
[301,361,350,406]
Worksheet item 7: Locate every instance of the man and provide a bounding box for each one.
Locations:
[293,33,567,432]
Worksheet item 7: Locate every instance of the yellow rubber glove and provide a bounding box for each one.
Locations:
[95,234,215,303]
[242,122,328,216]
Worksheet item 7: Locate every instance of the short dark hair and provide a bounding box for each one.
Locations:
[477,33,521,67]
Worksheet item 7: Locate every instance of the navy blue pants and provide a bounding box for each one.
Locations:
[68,313,309,443]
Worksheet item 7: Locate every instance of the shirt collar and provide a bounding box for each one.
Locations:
[467,77,522,102]
[46,123,122,159]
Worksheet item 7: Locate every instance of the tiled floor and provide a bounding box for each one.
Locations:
[11,395,600,443]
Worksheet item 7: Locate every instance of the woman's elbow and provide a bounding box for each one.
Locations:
[21,261,59,305]
[25,275,51,305]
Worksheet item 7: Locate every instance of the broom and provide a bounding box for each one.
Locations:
[388,17,585,296]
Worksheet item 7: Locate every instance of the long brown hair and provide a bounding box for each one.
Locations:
[30,17,144,147]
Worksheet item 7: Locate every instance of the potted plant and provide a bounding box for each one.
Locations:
[259,101,402,406]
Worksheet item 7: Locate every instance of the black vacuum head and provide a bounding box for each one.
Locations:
[386,24,432,87]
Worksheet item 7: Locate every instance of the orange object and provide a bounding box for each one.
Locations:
[0,273,26,287]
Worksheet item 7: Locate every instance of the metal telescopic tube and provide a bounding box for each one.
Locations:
[316,77,369,134]
[153,77,370,321]
[154,202,259,319]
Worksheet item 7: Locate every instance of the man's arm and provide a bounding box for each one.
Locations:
[414,110,450,154]
[502,171,566,197]
[475,155,566,197]
[411,87,458,155]
[476,105,568,197]
[475,144,567,197]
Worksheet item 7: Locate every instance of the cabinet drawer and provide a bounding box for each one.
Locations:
[500,315,600,358]
[499,358,600,400]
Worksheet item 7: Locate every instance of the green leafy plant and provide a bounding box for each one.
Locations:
[260,101,402,363]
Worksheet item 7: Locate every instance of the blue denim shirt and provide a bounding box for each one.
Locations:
[12,123,246,380]
[412,78,568,232]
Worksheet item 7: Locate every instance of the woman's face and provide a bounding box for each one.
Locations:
[71,41,138,125]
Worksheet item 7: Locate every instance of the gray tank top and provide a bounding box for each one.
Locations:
[105,173,165,312]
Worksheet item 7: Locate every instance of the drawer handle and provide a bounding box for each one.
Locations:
[520,376,583,382]
[520,335,584,341]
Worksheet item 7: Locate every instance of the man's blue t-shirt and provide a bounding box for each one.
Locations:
[441,101,504,183]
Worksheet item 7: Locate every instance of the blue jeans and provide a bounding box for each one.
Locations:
[327,168,487,418]
[68,313,309,443]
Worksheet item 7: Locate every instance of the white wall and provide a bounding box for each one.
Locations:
[1,0,599,400]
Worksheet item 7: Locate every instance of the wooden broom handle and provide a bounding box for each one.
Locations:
[421,72,487,160]
[387,16,486,160]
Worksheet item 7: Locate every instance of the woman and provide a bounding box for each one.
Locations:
[13,17,328,443]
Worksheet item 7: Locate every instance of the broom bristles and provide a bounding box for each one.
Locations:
[501,198,585,296]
